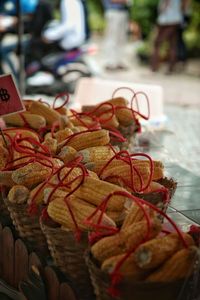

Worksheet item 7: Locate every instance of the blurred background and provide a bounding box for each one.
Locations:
[0,0,199,99]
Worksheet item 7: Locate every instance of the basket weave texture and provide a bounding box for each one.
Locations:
[85,252,199,300]
[41,220,95,300]
[4,198,48,255]
[134,177,177,211]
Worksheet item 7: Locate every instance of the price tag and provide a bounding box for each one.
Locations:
[0,74,25,117]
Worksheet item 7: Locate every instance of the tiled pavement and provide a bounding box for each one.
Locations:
[133,104,200,228]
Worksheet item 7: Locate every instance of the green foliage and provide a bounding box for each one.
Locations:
[87,0,105,32]
[130,0,159,38]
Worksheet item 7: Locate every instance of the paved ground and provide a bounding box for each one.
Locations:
[89,38,200,107]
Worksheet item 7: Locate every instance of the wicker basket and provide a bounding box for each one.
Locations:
[40,219,95,300]
[133,177,177,212]
[85,251,200,300]
[3,197,48,255]
[0,192,11,226]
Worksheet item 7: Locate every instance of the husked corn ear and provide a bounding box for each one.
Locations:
[50,166,98,185]
[101,253,146,279]
[100,113,119,128]
[70,115,97,127]
[58,129,110,152]
[115,108,135,126]
[43,186,70,204]
[0,171,15,186]
[58,146,77,164]
[0,144,9,169]
[8,185,30,204]
[105,97,128,107]
[29,100,61,125]
[47,196,116,231]
[101,164,150,191]
[146,246,200,282]
[12,162,52,187]
[122,204,155,230]
[124,218,162,250]
[13,141,34,167]
[73,177,129,211]
[78,146,117,164]
[3,112,46,130]
[134,232,195,270]
[106,209,127,225]
[91,232,126,262]
[2,128,40,142]
[42,137,57,155]
[86,159,164,181]
[54,128,73,143]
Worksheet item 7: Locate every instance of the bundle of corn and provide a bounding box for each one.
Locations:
[86,192,200,300]
[85,152,177,211]
[80,94,149,151]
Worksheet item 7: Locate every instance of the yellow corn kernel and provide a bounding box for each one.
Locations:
[47,196,116,231]
[78,146,117,164]
[58,129,110,152]
[58,146,77,164]
[73,177,129,211]
[146,246,200,282]
[29,100,61,125]
[3,112,46,130]
[101,253,146,279]
[54,128,73,143]
[91,232,126,262]
[42,137,57,156]
[134,232,195,270]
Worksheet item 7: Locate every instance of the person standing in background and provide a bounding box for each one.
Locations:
[151,0,184,73]
[102,0,130,71]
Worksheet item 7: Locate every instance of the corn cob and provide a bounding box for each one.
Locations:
[105,97,128,107]
[0,171,15,186]
[106,209,127,225]
[134,232,195,270]
[11,162,52,187]
[3,112,46,130]
[54,128,73,143]
[122,203,155,230]
[12,140,35,167]
[47,196,116,231]
[2,128,40,142]
[85,159,164,181]
[99,113,119,129]
[115,108,134,126]
[91,232,127,262]
[100,164,150,191]
[70,115,96,127]
[58,146,77,164]
[28,100,61,125]
[146,246,200,282]
[8,185,30,204]
[42,137,57,156]
[78,146,117,164]
[125,218,162,251]
[0,144,9,170]
[43,186,70,204]
[55,106,68,116]
[58,129,110,152]
[73,177,129,211]
[50,166,98,186]
[101,253,146,279]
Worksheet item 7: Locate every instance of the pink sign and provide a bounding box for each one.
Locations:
[0,74,25,117]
